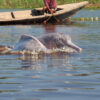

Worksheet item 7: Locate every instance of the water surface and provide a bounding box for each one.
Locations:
[0,10,100,100]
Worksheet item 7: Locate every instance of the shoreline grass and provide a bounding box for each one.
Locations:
[0,0,100,9]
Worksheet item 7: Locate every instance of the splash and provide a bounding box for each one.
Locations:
[0,46,77,56]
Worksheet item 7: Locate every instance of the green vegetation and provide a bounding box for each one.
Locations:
[0,0,100,9]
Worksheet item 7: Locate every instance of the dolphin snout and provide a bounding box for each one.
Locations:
[75,47,82,52]
[67,42,82,52]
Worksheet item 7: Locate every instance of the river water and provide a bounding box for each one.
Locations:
[0,10,100,100]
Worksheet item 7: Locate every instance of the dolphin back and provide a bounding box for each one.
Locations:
[13,34,47,52]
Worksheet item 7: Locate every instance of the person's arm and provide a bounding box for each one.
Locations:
[44,0,50,9]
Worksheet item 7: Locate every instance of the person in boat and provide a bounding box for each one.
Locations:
[43,0,57,14]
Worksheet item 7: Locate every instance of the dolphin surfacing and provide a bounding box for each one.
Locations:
[13,34,47,53]
[0,33,82,55]
[39,33,82,52]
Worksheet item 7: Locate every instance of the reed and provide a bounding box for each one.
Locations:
[0,0,100,9]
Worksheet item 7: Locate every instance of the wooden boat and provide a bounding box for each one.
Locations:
[0,1,88,25]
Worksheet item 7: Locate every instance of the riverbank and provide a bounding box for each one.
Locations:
[0,0,100,9]
[85,3,100,9]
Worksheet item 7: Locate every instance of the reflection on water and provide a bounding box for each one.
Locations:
[0,10,100,100]
[44,25,56,33]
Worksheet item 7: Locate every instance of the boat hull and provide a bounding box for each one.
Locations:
[0,1,88,25]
